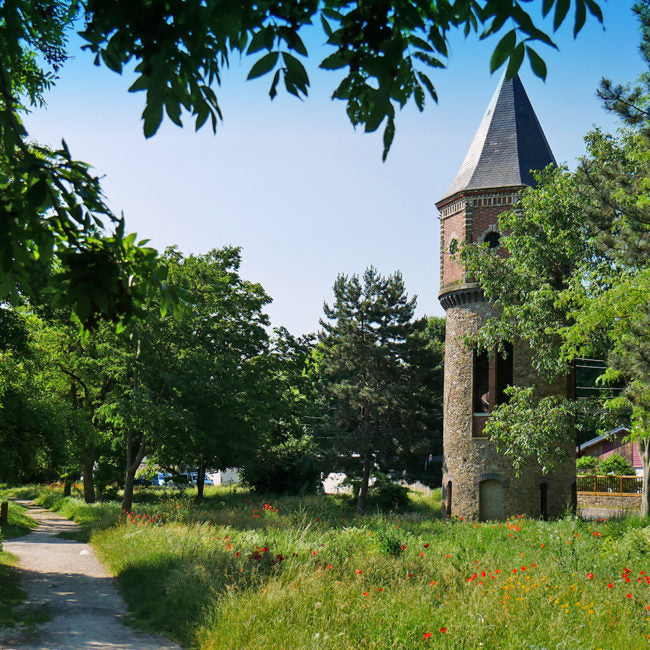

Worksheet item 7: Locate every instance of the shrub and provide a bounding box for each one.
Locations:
[598,453,635,476]
[576,456,599,474]
[241,435,321,495]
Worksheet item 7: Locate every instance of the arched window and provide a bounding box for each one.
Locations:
[484,231,501,249]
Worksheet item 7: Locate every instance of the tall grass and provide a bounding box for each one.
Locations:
[23,485,650,648]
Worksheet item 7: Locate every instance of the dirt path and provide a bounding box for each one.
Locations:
[0,501,181,650]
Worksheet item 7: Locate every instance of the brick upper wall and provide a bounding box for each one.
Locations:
[438,188,522,294]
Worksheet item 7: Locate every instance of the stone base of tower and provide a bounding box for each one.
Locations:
[442,449,576,521]
[440,298,576,521]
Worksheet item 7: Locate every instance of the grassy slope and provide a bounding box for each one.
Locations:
[21,485,650,649]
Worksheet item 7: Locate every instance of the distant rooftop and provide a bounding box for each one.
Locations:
[439,73,556,203]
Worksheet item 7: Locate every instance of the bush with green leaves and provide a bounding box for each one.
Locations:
[241,435,321,495]
[598,453,635,476]
[576,456,599,474]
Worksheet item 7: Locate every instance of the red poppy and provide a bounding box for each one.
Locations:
[419,553,425,558]
[424,544,430,548]
[607,583,613,588]
[326,564,332,570]
[378,588,383,592]
[587,573,594,579]
[234,552,240,558]
[429,580,436,586]
[423,633,433,640]
[312,550,317,556]
[355,569,362,574]
[363,592,368,596]
[440,627,447,633]
[408,574,413,578]
[627,593,633,599]
[401,544,407,551]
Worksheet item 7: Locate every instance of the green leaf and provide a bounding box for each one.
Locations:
[554,0,570,31]
[128,75,149,93]
[490,29,516,73]
[505,42,525,80]
[165,99,183,127]
[584,0,603,22]
[417,72,438,103]
[542,0,554,17]
[574,0,586,37]
[142,101,163,138]
[320,14,333,38]
[526,46,547,80]
[247,52,279,80]
[269,69,280,99]
[382,118,395,162]
[319,51,348,70]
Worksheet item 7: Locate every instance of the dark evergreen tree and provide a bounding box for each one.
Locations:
[319,268,443,513]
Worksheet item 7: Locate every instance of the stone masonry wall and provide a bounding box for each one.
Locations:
[441,300,575,521]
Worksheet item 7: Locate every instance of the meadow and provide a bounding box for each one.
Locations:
[2,484,650,648]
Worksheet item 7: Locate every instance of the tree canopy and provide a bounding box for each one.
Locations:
[0,0,603,327]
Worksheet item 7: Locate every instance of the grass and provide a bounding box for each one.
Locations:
[0,493,48,631]
[15,484,650,648]
[0,499,39,541]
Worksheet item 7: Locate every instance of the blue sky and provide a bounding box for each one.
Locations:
[26,2,646,335]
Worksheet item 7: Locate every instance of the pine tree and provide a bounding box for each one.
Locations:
[319,267,441,513]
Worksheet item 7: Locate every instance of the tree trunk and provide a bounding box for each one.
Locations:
[82,442,95,503]
[357,455,371,514]
[640,439,650,518]
[196,457,206,500]
[121,431,146,512]
[63,477,72,497]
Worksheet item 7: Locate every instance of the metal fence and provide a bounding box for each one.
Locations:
[577,475,643,495]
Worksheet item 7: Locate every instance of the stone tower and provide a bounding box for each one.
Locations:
[436,74,575,521]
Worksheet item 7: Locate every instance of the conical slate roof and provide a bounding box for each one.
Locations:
[440,73,556,202]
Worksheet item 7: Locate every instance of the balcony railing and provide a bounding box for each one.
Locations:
[577,475,642,496]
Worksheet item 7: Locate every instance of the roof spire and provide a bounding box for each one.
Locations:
[440,73,556,202]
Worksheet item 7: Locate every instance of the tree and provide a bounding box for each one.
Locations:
[319,267,443,513]
[102,246,273,509]
[460,3,650,513]
[1,1,603,324]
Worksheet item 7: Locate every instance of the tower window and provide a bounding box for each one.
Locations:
[473,349,490,413]
[484,231,501,249]
[448,238,458,255]
[495,343,513,405]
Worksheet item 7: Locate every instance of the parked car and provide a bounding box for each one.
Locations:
[150,472,172,486]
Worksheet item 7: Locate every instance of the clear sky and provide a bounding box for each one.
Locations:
[26,2,646,335]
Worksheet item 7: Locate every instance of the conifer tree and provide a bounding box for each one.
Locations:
[319,268,442,513]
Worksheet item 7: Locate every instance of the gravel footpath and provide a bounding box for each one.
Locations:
[0,501,180,650]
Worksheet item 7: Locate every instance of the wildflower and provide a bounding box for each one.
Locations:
[312,550,317,556]
[363,592,368,597]
[627,593,633,599]
[429,581,436,586]
[326,565,332,570]
[355,569,362,575]
[440,627,448,633]
[378,588,383,592]
[408,574,413,578]
[401,544,407,551]
[607,583,613,589]
[424,543,430,548]
[419,553,425,558]
[423,633,433,639]
[234,552,240,558]
[586,573,594,579]
[446,554,451,559]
